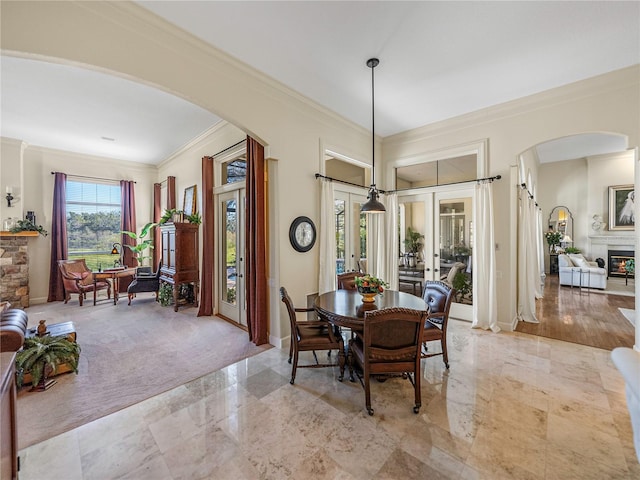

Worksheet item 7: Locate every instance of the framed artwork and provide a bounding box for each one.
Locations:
[183,185,197,216]
[609,184,634,231]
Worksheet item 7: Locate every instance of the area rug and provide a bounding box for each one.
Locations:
[618,307,635,326]
[15,297,270,449]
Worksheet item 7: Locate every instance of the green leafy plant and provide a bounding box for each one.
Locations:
[185,212,201,225]
[158,282,173,306]
[564,246,581,254]
[159,208,183,225]
[404,227,424,254]
[9,219,48,237]
[121,222,157,264]
[625,258,635,274]
[452,272,472,303]
[16,335,80,389]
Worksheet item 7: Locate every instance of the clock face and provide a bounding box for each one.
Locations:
[289,216,316,252]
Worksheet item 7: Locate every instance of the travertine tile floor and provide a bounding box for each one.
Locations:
[18,320,639,479]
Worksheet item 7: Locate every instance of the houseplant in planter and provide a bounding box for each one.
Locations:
[403,227,424,267]
[16,335,81,391]
[121,221,157,266]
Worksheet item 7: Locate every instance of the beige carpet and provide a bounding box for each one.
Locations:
[16,295,270,449]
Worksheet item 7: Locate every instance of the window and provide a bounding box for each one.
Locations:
[222,157,247,184]
[66,180,121,271]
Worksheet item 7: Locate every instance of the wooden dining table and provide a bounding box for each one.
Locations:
[92,267,136,305]
[314,289,429,378]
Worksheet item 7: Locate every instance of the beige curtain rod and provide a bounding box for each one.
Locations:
[51,172,136,183]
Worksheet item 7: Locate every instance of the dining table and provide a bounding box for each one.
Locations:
[314,289,429,379]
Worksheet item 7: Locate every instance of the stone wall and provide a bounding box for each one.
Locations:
[0,236,29,308]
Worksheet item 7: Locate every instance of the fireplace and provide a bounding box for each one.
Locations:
[608,249,634,278]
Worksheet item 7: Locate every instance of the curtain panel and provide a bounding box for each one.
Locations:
[197,156,214,316]
[167,176,176,210]
[153,183,162,271]
[472,181,500,332]
[245,136,268,345]
[47,172,68,302]
[120,180,136,292]
[318,178,336,294]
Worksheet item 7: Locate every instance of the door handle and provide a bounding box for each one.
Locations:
[238,274,244,278]
[434,269,439,272]
[425,268,431,272]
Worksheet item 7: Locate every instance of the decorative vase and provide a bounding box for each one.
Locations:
[358,287,378,303]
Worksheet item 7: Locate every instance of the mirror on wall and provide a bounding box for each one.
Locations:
[548,206,573,242]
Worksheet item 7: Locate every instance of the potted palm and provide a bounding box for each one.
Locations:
[121,221,157,266]
[16,335,81,391]
[403,227,424,267]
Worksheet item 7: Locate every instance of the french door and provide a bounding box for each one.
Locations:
[398,187,474,321]
[217,189,246,327]
[334,190,368,275]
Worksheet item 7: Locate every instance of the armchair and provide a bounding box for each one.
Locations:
[127,263,161,305]
[58,259,111,306]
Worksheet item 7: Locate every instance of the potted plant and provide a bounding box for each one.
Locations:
[354,274,389,303]
[158,282,173,306]
[9,219,48,237]
[565,246,581,254]
[544,231,562,253]
[16,335,81,391]
[403,227,424,267]
[121,221,157,265]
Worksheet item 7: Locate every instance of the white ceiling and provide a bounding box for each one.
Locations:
[1,1,639,165]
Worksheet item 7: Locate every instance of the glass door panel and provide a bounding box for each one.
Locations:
[436,192,473,320]
[218,189,246,326]
[334,191,367,275]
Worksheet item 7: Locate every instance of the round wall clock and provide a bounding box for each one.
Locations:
[289,216,316,252]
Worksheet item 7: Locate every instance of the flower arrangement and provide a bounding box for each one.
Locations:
[354,274,389,294]
[544,231,562,252]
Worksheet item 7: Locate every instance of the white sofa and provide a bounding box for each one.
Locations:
[558,253,607,289]
[611,347,640,462]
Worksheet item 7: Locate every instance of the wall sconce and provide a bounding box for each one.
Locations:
[5,187,14,208]
[111,242,122,267]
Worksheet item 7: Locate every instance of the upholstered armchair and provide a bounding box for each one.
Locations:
[127,264,161,305]
[58,259,111,306]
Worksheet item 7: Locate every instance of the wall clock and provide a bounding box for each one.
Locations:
[289,216,316,252]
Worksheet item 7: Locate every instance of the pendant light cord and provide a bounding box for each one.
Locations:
[371,59,376,186]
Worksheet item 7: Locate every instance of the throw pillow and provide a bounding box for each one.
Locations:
[572,256,590,269]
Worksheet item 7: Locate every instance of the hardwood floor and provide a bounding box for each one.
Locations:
[515,274,636,350]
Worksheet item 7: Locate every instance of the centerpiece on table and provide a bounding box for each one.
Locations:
[354,274,389,303]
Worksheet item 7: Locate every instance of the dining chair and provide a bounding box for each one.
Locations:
[58,259,111,306]
[421,280,455,368]
[348,307,427,415]
[280,287,345,384]
[336,271,364,290]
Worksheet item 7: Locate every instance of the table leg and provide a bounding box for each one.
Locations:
[94,279,97,306]
[113,278,119,305]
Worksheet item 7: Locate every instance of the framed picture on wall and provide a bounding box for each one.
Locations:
[609,184,634,231]
[183,185,197,216]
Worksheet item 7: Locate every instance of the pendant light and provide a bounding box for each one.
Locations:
[361,57,386,214]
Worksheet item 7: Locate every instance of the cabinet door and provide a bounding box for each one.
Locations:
[168,230,176,269]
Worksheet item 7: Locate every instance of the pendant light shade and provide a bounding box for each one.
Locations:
[361,57,386,214]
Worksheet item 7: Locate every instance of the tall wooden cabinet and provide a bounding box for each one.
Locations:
[159,222,200,312]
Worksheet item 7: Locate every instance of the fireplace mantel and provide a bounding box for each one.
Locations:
[589,235,636,247]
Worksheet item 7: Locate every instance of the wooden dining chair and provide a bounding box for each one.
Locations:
[348,307,427,415]
[280,287,345,384]
[421,280,455,368]
[337,271,364,290]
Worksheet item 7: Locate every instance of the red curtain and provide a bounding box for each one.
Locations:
[246,136,268,345]
[153,182,162,271]
[120,180,137,291]
[47,172,68,302]
[197,157,214,316]
[167,176,176,210]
